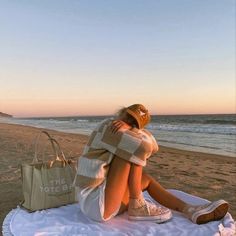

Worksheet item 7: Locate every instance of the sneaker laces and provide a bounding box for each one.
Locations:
[145,199,167,214]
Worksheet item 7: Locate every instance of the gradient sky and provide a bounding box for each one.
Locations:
[0,0,235,117]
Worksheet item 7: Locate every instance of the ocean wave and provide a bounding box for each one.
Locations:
[151,114,236,126]
[4,115,236,157]
[157,138,223,150]
[148,123,236,135]
[76,119,89,122]
[204,120,236,125]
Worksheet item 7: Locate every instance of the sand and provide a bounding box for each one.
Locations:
[0,122,236,227]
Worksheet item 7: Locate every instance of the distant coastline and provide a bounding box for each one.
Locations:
[0,112,13,118]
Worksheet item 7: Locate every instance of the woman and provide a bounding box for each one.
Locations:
[76,104,228,224]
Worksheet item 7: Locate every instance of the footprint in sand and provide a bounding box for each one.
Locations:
[208,177,229,184]
[211,185,223,190]
[159,164,169,167]
[214,171,230,176]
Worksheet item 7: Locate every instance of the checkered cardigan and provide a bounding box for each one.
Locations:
[76,118,158,189]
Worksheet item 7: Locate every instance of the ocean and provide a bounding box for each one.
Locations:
[1,114,236,157]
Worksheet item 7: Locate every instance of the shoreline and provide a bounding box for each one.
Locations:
[1,121,236,160]
[0,122,235,225]
[158,145,236,163]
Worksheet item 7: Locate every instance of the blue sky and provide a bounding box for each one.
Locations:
[0,0,235,117]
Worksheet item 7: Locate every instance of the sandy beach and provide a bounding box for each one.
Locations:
[0,122,236,226]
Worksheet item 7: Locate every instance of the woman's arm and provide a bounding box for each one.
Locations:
[138,129,159,154]
[110,120,158,154]
[110,120,131,133]
[99,120,153,166]
[151,134,159,154]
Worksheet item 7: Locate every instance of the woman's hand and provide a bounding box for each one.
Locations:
[110,120,131,134]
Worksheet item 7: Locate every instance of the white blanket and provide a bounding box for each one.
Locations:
[2,189,235,236]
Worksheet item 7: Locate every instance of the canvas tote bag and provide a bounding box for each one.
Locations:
[21,131,77,211]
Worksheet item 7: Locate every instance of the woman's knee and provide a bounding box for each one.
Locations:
[110,155,131,168]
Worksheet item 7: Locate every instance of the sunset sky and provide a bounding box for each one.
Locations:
[0,0,235,117]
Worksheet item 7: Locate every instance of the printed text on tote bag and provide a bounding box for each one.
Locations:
[40,178,73,193]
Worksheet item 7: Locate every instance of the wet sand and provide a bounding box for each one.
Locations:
[0,122,235,226]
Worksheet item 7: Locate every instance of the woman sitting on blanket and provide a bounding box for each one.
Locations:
[76,104,229,224]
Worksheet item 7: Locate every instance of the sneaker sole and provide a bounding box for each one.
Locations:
[128,210,172,223]
[192,200,229,224]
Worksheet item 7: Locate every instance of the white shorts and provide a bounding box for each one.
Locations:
[77,181,120,222]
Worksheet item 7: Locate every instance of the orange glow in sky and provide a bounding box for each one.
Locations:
[0,1,235,117]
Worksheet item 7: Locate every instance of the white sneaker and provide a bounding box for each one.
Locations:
[128,195,172,223]
[183,199,229,224]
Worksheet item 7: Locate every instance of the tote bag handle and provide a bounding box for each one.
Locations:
[33,131,58,164]
[47,138,68,167]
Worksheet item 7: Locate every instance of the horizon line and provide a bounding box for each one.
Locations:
[11,112,236,119]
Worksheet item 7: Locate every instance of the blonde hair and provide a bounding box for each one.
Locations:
[116,107,126,117]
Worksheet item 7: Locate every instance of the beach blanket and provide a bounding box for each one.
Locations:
[2,189,235,236]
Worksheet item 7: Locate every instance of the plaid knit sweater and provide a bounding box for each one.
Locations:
[76,118,158,190]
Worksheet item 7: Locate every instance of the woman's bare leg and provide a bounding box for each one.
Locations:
[104,158,146,219]
[103,156,131,219]
[128,164,143,199]
[104,156,187,219]
[105,158,227,224]
[145,173,187,212]
[118,172,188,215]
